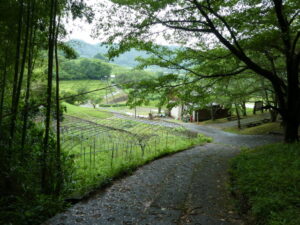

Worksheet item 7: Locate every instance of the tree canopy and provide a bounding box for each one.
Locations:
[60,58,112,80]
[96,0,300,142]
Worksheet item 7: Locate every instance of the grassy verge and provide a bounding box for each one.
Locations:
[230,143,300,225]
[199,117,229,125]
[67,133,211,198]
[224,122,282,135]
[199,112,269,126]
[64,102,112,119]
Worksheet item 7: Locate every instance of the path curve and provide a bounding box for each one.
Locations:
[44,121,282,225]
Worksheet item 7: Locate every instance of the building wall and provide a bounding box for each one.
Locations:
[170,106,182,120]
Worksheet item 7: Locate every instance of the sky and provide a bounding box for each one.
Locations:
[63,0,172,45]
[65,18,99,44]
[64,0,100,44]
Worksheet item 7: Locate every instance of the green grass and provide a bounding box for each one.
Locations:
[59,80,112,100]
[230,143,300,225]
[199,112,269,126]
[63,103,112,119]
[109,106,160,116]
[199,117,229,125]
[60,80,106,92]
[224,122,282,135]
[67,133,211,196]
[61,114,212,197]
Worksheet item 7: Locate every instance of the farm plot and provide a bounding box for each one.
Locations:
[61,114,210,196]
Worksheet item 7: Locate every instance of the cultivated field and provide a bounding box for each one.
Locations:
[61,105,210,196]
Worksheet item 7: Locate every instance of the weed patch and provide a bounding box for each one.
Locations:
[230,143,300,225]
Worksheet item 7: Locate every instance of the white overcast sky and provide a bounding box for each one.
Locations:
[64,0,173,45]
[64,0,100,44]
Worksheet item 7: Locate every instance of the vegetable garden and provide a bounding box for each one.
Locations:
[60,111,209,196]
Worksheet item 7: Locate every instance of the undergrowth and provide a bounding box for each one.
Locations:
[230,143,300,225]
[67,133,211,197]
[224,122,282,135]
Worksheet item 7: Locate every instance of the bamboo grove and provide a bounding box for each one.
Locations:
[0,0,93,223]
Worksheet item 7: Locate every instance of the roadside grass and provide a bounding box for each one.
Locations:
[224,122,282,135]
[230,143,300,225]
[199,117,229,125]
[61,111,212,197]
[66,132,211,197]
[63,103,112,119]
[199,112,269,126]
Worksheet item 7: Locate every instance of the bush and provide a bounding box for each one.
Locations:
[60,58,112,80]
[230,143,300,225]
[0,122,74,225]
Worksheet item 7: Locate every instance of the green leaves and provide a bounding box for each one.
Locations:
[60,58,112,80]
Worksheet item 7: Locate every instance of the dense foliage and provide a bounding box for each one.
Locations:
[230,143,300,225]
[60,58,112,80]
[97,0,300,142]
[0,0,93,224]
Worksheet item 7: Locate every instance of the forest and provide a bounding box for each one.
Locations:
[0,0,299,225]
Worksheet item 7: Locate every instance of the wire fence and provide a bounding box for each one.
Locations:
[60,113,198,176]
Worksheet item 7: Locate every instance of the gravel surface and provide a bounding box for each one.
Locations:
[43,122,282,225]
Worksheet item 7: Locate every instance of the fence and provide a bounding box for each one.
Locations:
[60,113,198,192]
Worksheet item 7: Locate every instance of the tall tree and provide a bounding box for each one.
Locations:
[42,0,57,194]
[97,0,300,142]
[21,0,36,152]
[9,0,24,148]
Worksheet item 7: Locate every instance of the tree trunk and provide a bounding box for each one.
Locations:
[42,0,56,194]
[270,109,278,122]
[284,119,299,143]
[235,103,241,129]
[54,16,62,195]
[9,0,24,147]
[210,103,215,121]
[0,47,9,137]
[21,0,35,152]
[241,101,247,117]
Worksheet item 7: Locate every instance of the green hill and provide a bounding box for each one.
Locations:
[67,39,149,68]
[67,39,178,70]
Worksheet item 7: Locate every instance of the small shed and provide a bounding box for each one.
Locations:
[192,105,230,122]
[253,101,264,114]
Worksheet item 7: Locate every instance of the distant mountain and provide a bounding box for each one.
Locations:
[67,39,179,70]
[67,39,151,68]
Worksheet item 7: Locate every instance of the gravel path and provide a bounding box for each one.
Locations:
[44,122,282,225]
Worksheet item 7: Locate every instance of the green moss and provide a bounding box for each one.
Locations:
[230,143,300,225]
